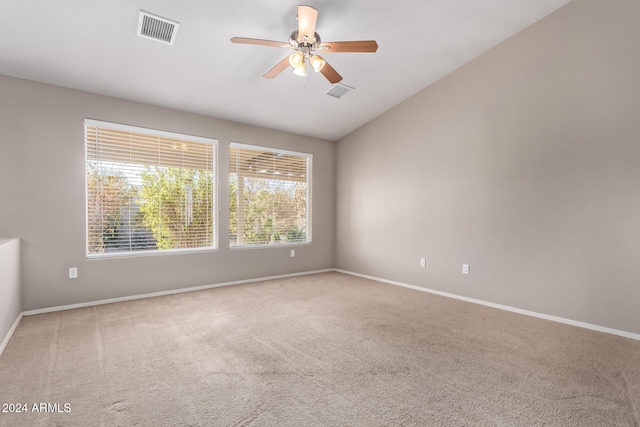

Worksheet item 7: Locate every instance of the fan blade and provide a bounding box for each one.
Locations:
[319,60,342,84]
[320,40,378,53]
[231,37,288,48]
[297,5,318,42]
[263,57,291,79]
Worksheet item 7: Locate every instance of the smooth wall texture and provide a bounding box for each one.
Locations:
[0,75,335,310]
[0,238,20,350]
[336,0,640,335]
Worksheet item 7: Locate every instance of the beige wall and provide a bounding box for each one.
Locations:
[336,0,640,335]
[0,75,335,311]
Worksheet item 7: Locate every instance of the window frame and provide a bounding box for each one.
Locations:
[229,142,312,249]
[84,119,219,259]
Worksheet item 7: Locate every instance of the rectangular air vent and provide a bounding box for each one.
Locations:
[137,11,179,45]
[325,83,354,99]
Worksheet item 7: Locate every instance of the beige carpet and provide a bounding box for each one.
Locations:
[1,272,639,426]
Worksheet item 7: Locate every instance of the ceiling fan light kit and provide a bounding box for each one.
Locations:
[231,5,378,84]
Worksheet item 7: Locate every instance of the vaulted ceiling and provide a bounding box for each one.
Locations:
[0,0,570,141]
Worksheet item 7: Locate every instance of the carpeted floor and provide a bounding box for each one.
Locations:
[1,272,639,426]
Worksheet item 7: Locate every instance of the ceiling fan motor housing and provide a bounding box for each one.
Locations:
[289,30,321,51]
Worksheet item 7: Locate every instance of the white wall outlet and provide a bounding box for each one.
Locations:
[290,249,295,258]
[462,264,469,275]
[420,258,426,268]
[69,267,78,279]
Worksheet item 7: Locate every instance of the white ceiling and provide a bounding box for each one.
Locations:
[0,0,570,141]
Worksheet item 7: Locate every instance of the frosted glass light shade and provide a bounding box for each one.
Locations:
[310,55,325,72]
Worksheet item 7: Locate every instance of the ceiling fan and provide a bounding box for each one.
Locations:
[231,5,378,84]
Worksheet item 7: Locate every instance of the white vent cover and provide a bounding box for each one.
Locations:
[325,83,354,99]
[137,11,179,45]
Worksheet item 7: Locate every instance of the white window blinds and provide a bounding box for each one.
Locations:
[229,143,311,247]
[85,120,217,256]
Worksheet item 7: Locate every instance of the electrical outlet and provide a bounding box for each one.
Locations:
[69,267,78,279]
[462,264,469,275]
[290,249,295,258]
[420,258,426,268]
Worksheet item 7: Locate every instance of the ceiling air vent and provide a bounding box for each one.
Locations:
[325,83,354,99]
[137,11,179,45]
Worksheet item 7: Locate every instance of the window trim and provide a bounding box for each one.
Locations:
[84,119,219,259]
[229,141,312,249]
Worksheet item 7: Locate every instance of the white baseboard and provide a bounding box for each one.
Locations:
[23,269,334,316]
[0,312,23,358]
[334,269,640,342]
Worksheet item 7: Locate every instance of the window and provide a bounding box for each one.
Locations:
[229,143,311,247]
[85,120,217,257]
